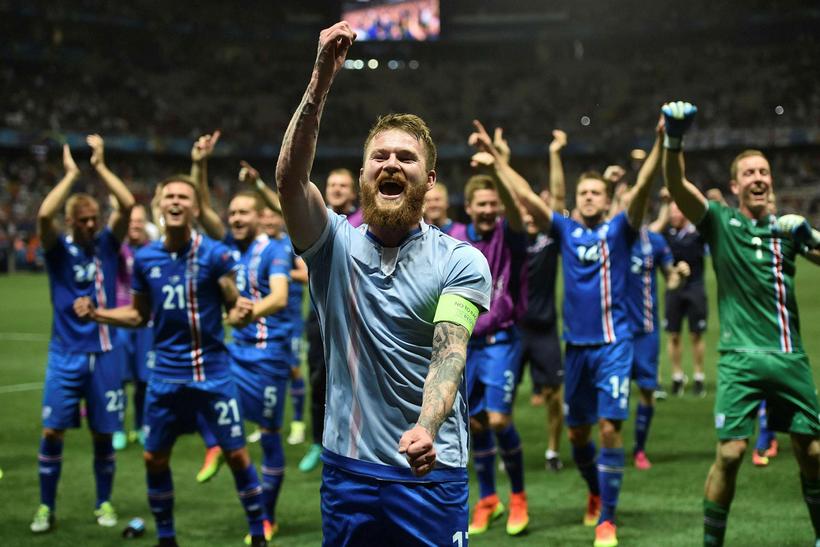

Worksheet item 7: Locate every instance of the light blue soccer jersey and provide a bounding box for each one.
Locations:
[626,228,674,334]
[45,228,121,353]
[131,231,238,381]
[302,210,491,482]
[552,211,636,345]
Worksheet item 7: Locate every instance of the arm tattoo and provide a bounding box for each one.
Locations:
[417,321,470,438]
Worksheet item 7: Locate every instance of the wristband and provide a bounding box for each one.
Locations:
[433,294,479,335]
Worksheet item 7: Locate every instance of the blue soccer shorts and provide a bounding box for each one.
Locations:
[290,320,305,367]
[42,347,124,433]
[229,344,289,431]
[631,330,660,390]
[143,375,246,453]
[564,339,633,427]
[466,328,523,416]
[321,463,469,547]
[117,327,155,383]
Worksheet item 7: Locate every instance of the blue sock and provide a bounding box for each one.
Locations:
[496,425,525,494]
[197,413,218,449]
[597,447,625,524]
[260,432,285,524]
[38,437,63,510]
[232,463,265,537]
[146,469,175,539]
[290,377,305,422]
[755,405,773,452]
[472,428,497,499]
[634,404,654,453]
[572,442,599,495]
[93,437,116,507]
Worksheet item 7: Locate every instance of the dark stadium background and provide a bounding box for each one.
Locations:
[0,1,818,545]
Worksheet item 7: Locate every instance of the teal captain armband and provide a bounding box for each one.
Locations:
[433,294,480,335]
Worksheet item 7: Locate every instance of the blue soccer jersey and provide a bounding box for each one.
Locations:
[303,210,491,481]
[228,233,292,360]
[131,231,238,381]
[552,211,637,345]
[627,228,674,334]
[45,228,121,353]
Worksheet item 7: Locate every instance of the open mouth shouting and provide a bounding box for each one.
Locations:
[166,206,184,222]
[378,178,406,200]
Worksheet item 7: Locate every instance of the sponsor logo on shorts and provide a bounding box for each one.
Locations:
[715,413,726,428]
[143,425,151,438]
[42,406,52,420]
[231,425,242,438]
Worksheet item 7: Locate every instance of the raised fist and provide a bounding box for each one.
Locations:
[661,101,697,149]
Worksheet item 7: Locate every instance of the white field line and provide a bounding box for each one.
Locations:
[0,382,43,394]
[0,332,49,342]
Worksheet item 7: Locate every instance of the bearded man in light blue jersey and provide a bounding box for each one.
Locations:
[275,21,492,546]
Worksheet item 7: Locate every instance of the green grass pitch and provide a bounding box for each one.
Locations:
[1,259,819,546]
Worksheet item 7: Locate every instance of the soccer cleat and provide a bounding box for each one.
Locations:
[244,520,278,545]
[634,450,652,470]
[506,492,530,536]
[653,389,668,401]
[693,379,706,398]
[247,428,262,444]
[584,494,601,526]
[594,520,618,547]
[752,451,769,467]
[196,446,224,483]
[468,494,505,535]
[545,450,563,472]
[299,443,323,473]
[94,501,118,527]
[30,504,54,533]
[112,431,128,451]
[287,421,306,445]
[765,439,779,458]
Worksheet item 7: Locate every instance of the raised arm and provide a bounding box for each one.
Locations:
[190,131,225,240]
[87,134,135,242]
[648,187,671,233]
[291,256,308,284]
[775,215,820,267]
[548,129,567,211]
[218,272,254,327]
[38,145,80,251]
[661,101,708,223]
[251,275,289,320]
[239,161,282,215]
[471,120,550,232]
[398,320,470,476]
[625,120,664,228]
[275,22,355,251]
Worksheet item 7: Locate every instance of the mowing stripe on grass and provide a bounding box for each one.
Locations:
[0,332,49,342]
[0,382,43,394]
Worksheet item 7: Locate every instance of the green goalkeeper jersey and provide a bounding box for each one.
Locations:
[698,200,804,354]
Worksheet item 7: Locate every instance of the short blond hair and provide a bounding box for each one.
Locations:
[159,174,199,195]
[230,191,263,212]
[64,193,99,219]
[464,175,496,205]
[730,149,767,180]
[363,113,437,171]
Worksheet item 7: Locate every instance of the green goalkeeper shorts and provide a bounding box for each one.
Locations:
[714,350,820,440]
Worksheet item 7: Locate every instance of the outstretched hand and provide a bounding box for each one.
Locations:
[63,144,79,176]
[239,160,261,186]
[312,21,356,96]
[191,130,221,162]
[86,134,105,167]
[549,129,567,153]
[661,101,697,150]
[398,425,436,477]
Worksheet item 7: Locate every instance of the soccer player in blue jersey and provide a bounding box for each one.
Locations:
[275,21,492,546]
[74,174,269,547]
[195,160,296,542]
[424,183,466,236]
[472,118,661,547]
[31,136,135,533]
[453,129,530,537]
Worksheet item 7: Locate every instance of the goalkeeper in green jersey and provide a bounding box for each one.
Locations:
[660,100,820,547]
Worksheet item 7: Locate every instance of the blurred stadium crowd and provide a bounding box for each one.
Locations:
[2,0,819,271]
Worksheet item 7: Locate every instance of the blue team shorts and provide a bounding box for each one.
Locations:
[229,344,289,430]
[564,339,633,427]
[631,330,660,390]
[290,320,304,367]
[466,328,523,416]
[117,327,155,383]
[42,347,124,433]
[321,463,469,547]
[143,375,246,453]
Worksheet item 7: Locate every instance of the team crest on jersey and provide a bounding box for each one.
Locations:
[714,413,726,428]
[729,218,742,227]
[150,266,162,279]
[232,250,241,261]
